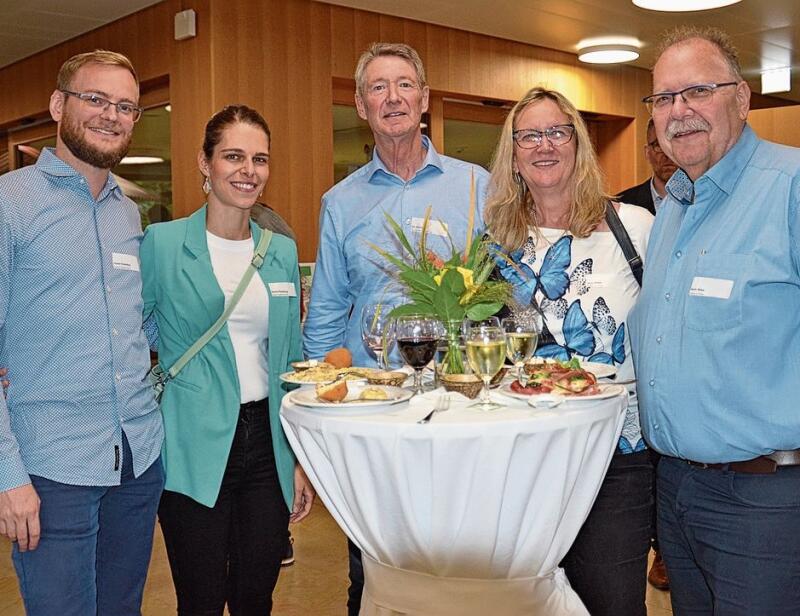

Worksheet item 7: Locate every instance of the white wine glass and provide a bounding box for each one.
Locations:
[396,315,440,395]
[501,316,539,386]
[361,303,395,370]
[465,325,506,409]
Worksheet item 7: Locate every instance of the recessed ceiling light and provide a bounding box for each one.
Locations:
[578,44,640,64]
[632,0,741,11]
[120,156,164,165]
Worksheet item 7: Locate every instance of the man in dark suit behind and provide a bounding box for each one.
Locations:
[617,117,677,593]
[618,118,677,215]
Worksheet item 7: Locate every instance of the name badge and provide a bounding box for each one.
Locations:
[689,276,733,299]
[410,217,449,237]
[112,252,140,271]
[268,282,297,297]
[585,274,608,289]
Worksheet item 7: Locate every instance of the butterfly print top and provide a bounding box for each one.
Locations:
[495,203,654,453]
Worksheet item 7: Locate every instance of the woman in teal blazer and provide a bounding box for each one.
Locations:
[140,105,313,615]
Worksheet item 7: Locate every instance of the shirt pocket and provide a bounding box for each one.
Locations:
[684,253,751,331]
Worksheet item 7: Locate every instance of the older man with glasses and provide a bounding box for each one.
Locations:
[0,51,164,616]
[628,25,800,615]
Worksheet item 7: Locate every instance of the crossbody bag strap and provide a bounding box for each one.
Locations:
[166,228,273,379]
[604,201,642,287]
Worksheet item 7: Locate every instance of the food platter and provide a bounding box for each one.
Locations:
[499,383,627,407]
[288,385,412,413]
[279,366,377,385]
[525,358,617,379]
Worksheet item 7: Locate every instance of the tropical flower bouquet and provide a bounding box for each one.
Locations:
[369,176,510,374]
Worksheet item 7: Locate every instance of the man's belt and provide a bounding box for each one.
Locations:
[684,449,800,474]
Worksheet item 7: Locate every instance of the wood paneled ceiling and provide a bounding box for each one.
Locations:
[321,0,800,104]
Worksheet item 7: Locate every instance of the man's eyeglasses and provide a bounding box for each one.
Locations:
[642,82,738,115]
[512,124,575,149]
[647,139,663,154]
[61,90,143,122]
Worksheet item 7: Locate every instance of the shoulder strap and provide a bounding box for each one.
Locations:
[166,228,273,379]
[604,201,642,287]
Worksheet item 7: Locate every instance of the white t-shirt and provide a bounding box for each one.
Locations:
[498,203,654,452]
[206,231,270,403]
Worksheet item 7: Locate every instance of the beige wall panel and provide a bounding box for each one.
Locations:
[749,105,800,147]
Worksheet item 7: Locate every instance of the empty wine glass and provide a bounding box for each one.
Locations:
[465,324,506,409]
[395,315,440,395]
[501,316,539,386]
[361,303,395,370]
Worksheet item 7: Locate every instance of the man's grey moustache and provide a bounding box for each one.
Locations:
[665,119,710,140]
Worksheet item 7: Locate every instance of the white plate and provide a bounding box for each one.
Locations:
[289,385,412,412]
[578,361,617,379]
[499,383,627,405]
[279,370,372,386]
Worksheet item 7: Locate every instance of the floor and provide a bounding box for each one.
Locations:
[0,504,673,615]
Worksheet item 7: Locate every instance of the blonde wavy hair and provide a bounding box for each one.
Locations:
[486,87,609,251]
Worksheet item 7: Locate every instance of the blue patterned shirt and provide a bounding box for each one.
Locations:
[0,148,164,490]
[304,136,489,367]
[628,125,800,462]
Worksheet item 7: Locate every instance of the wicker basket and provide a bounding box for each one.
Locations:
[366,371,408,387]
[489,367,509,387]
[439,373,483,399]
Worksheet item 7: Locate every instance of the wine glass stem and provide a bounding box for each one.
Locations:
[414,369,423,395]
[377,346,384,370]
[481,378,491,405]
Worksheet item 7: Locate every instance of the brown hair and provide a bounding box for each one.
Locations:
[486,87,609,251]
[202,105,271,159]
[656,25,743,81]
[56,50,138,91]
[354,42,427,97]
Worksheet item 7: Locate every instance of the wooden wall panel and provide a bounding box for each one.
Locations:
[749,105,800,147]
[0,1,174,127]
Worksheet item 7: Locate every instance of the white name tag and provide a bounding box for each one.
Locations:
[410,217,449,237]
[585,274,609,289]
[112,252,140,271]
[689,276,733,299]
[268,282,297,297]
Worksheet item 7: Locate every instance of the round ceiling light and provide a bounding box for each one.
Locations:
[578,44,640,64]
[632,0,741,11]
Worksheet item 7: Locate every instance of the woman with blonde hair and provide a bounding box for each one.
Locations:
[488,86,655,615]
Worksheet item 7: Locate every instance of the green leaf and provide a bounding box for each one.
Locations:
[465,301,503,321]
[431,269,466,322]
[400,270,439,293]
[383,212,417,263]
[388,303,434,318]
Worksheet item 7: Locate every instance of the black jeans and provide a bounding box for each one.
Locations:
[347,538,364,616]
[561,449,655,616]
[158,399,289,616]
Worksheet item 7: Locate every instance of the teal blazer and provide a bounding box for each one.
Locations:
[140,206,302,508]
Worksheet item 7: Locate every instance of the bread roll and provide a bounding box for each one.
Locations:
[316,379,348,402]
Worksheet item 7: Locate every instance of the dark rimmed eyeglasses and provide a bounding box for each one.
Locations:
[61,90,143,122]
[647,139,663,154]
[642,82,738,115]
[512,124,576,149]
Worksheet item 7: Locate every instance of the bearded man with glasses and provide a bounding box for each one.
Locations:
[628,25,800,615]
[0,50,164,616]
[618,118,678,216]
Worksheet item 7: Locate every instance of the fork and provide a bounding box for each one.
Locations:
[417,394,450,424]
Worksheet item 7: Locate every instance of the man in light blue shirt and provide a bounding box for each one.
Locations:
[0,51,164,615]
[303,43,489,369]
[302,43,488,614]
[629,26,800,614]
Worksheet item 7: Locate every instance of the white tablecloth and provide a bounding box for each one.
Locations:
[281,388,626,615]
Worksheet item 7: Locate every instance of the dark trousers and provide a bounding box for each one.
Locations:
[561,449,654,616]
[347,538,364,616]
[658,456,800,615]
[158,399,289,616]
[12,433,164,616]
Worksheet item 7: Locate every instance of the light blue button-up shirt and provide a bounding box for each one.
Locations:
[0,148,164,490]
[628,125,800,463]
[304,136,489,366]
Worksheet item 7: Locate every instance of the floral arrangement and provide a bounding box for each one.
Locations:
[369,173,510,373]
